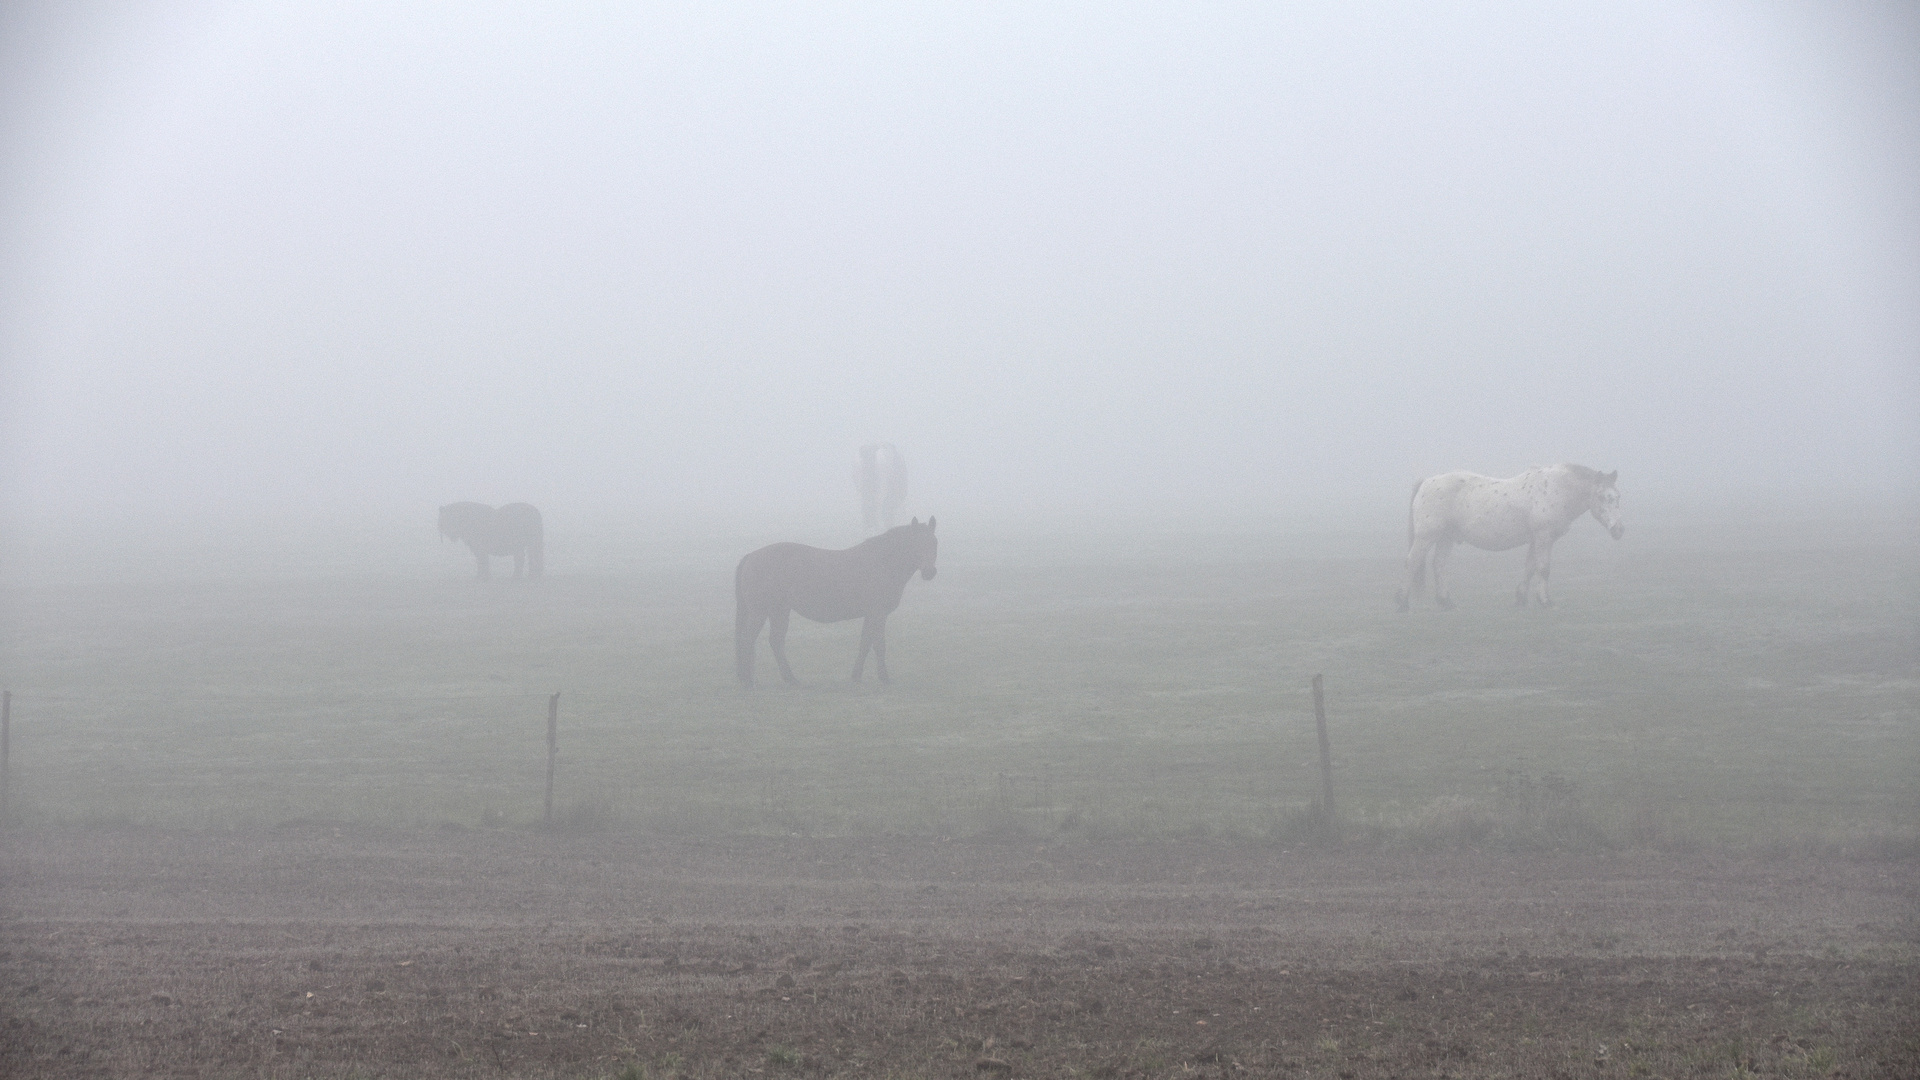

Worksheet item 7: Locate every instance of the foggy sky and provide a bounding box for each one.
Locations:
[3,2,1916,542]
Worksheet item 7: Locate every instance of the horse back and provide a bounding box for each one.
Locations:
[736,541,897,623]
[1412,472,1534,549]
[497,503,542,538]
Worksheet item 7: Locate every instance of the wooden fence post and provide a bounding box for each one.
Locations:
[1311,674,1335,823]
[544,692,560,826]
[2,688,10,819]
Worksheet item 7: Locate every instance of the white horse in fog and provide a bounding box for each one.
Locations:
[1396,464,1623,610]
[856,443,908,534]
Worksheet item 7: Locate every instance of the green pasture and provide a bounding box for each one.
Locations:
[1,524,1915,850]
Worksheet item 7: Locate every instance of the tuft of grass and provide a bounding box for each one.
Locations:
[546,793,620,833]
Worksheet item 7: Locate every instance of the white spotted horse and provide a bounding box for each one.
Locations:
[1396,465,1622,610]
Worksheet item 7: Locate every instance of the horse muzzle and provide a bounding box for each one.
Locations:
[1610,523,1625,540]
[921,567,937,580]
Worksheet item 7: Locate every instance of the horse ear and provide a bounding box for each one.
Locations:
[1605,470,1618,484]
[928,516,936,531]
[911,516,919,525]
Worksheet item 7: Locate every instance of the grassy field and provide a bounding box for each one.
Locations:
[1,517,1915,850]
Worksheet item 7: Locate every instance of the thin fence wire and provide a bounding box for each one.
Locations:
[0,684,1319,837]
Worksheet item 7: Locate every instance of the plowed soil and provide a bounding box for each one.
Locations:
[2,827,1915,1078]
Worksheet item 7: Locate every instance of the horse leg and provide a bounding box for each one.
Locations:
[1534,535,1557,607]
[472,546,490,580]
[1431,539,1456,610]
[1397,536,1434,611]
[512,551,525,579]
[768,608,800,684]
[1517,536,1542,606]
[871,615,892,684]
[852,617,875,682]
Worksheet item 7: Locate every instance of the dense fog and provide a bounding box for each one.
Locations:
[4,15,1917,1073]
[3,3,1918,578]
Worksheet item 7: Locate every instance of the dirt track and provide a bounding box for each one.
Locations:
[3,827,1915,1078]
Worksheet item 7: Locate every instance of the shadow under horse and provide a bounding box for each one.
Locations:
[735,517,938,686]
[438,502,544,580]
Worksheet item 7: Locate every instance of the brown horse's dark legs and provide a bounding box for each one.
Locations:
[769,609,799,684]
[853,616,890,683]
[473,547,490,580]
[851,619,872,681]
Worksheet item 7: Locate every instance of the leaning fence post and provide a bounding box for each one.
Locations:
[544,692,560,825]
[1311,674,1335,824]
[2,688,10,819]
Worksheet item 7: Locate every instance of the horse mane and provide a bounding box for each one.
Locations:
[1561,463,1616,487]
[859,521,916,547]
[855,520,928,563]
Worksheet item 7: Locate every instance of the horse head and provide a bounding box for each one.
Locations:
[911,516,938,579]
[1589,471,1623,539]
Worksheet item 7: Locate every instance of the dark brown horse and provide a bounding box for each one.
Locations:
[438,502,544,579]
[735,517,938,686]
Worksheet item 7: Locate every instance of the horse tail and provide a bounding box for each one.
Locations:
[734,554,756,684]
[1406,477,1424,549]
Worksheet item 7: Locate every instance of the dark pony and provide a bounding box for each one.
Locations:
[735,517,938,686]
[438,502,544,580]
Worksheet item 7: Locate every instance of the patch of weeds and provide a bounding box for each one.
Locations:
[1132,1038,1171,1073]
[1406,794,1495,847]
[614,1064,646,1080]
[1267,801,1334,845]
[549,794,619,833]
[767,1046,803,1068]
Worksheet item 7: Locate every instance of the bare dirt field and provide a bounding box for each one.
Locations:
[2,826,1914,1079]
